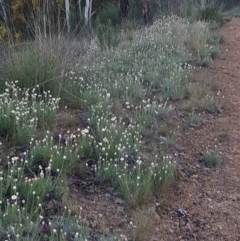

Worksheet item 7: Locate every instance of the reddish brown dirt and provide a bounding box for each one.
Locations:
[149,18,240,241]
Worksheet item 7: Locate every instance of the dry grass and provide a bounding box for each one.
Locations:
[183,81,208,112]
[55,111,79,129]
[132,209,153,241]
[111,97,126,119]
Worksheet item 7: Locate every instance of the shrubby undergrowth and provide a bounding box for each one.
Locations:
[0,13,222,240]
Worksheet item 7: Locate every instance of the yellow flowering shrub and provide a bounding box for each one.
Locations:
[0,24,7,38]
[14,32,22,41]
[11,0,24,22]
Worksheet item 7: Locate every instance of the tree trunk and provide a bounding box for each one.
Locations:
[141,0,150,25]
[120,0,129,19]
[85,0,89,25]
[65,0,70,34]
[84,0,93,26]
[73,0,81,22]
[78,0,82,18]
[89,0,93,27]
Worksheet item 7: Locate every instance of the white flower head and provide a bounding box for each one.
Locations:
[103,137,109,143]
[81,129,89,135]
[11,195,17,200]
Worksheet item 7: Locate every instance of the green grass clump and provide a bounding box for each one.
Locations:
[179,0,225,25]
[204,149,221,167]
[28,132,82,176]
[189,112,203,126]
[151,157,176,198]
[227,5,240,18]
[96,19,120,51]
[0,153,88,240]
[199,7,224,25]
[0,38,70,96]
[94,154,175,207]
[206,97,221,113]
[97,2,120,27]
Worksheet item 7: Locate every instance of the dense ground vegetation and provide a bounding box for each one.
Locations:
[0,0,236,240]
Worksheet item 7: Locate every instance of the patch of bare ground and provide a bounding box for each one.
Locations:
[147,18,240,241]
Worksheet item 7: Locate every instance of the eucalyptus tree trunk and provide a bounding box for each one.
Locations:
[84,0,89,24]
[84,0,93,26]
[65,0,70,34]
[89,0,93,26]
[78,0,82,18]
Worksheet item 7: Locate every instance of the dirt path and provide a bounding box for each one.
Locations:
[150,18,240,241]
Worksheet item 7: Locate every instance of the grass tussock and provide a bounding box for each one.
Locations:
[132,209,153,241]
[0,36,83,96]
[204,149,221,167]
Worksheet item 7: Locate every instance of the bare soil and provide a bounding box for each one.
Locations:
[68,18,240,241]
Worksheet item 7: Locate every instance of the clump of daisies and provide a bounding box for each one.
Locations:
[0,81,60,145]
